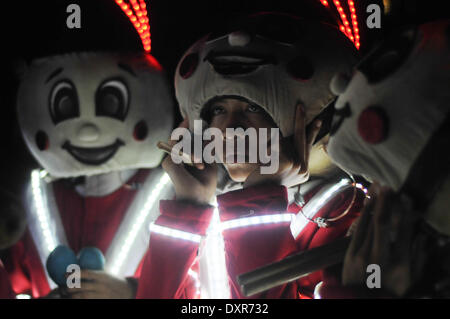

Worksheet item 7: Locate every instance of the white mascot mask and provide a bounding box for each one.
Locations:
[174,13,357,136]
[327,20,450,191]
[17,52,174,178]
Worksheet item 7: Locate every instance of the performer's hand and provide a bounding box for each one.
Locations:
[64,270,137,299]
[342,182,426,297]
[244,103,322,188]
[162,117,217,205]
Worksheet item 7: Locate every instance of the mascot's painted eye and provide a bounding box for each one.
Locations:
[49,80,79,124]
[357,26,417,83]
[95,79,129,121]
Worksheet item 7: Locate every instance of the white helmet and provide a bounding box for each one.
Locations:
[17,52,174,178]
[327,20,450,191]
[174,13,358,137]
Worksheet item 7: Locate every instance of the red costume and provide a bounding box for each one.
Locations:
[137,180,364,299]
[4,170,156,298]
[0,261,14,299]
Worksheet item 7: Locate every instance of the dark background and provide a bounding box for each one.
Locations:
[0,0,448,209]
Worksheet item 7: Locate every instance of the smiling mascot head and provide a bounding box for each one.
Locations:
[16,0,174,178]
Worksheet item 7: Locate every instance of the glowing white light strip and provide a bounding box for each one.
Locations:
[109,173,171,275]
[187,268,201,297]
[16,294,31,299]
[149,223,202,243]
[314,281,324,299]
[355,182,369,197]
[221,213,295,231]
[290,178,350,238]
[202,203,230,298]
[31,170,57,254]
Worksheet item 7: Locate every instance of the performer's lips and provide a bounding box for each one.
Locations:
[206,51,276,75]
[62,139,125,165]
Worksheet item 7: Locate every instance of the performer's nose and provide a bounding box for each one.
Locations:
[77,123,100,142]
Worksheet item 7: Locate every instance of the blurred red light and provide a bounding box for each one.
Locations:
[114,0,152,53]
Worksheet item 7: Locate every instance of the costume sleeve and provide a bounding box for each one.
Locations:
[217,183,301,299]
[136,200,214,299]
[2,231,50,298]
[0,260,15,299]
[292,187,364,297]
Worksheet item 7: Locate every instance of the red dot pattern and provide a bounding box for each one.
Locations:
[179,53,199,79]
[357,106,389,144]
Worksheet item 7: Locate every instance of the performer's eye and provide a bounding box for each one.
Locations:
[95,79,129,121]
[211,105,226,116]
[247,104,263,113]
[49,80,79,124]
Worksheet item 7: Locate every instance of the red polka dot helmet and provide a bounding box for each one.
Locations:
[174,13,358,137]
[328,20,450,191]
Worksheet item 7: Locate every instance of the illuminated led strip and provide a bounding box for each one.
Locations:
[149,223,202,243]
[221,213,295,231]
[29,168,172,279]
[318,0,360,49]
[108,173,170,275]
[290,178,351,238]
[29,169,171,279]
[200,206,301,299]
[134,0,151,51]
[187,268,201,298]
[202,210,295,298]
[314,281,324,299]
[115,0,151,52]
[333,0,354,42]
[30,170,58,254]
[354,182,368,195]
[201,204,230,299]
[16,294,31,299]
[347,0,360,49]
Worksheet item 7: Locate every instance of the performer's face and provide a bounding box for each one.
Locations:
[205,98,278,182]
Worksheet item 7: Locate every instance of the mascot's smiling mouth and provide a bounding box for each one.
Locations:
[62,139,125,165]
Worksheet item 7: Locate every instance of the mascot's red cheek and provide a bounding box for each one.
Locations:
[179,53,199,79]
[357,106,389,144]
[35,130,49,151]
[133,120,148,141]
